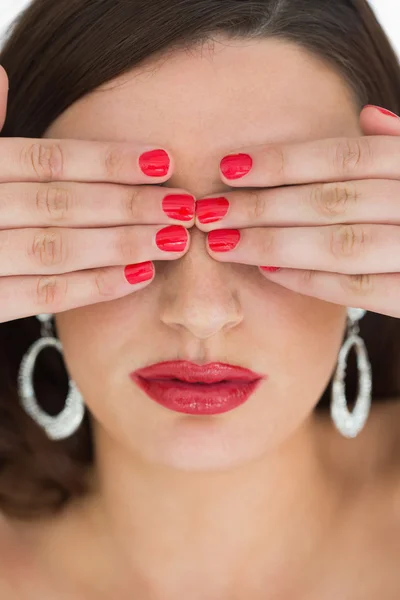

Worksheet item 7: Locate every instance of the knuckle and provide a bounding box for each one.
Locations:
[259,227,276,257]
[263,145,286,183]
[311,182,359,219]
[35,185,72,222]
[21,142,65,182]
[36,275,68,309]
[115,226,138,263]
[340,273,374,297]
[332,138,372,175]
[124,187,143,221]
[301,269,316,287]
[104,145,125,179]
[330,224,369,260]
[248,190,267,221]
[29,228,67,268]
[93,268,117,298]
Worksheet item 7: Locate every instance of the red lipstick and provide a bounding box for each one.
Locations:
[130,361,266,415]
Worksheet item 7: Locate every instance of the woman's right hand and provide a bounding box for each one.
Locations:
[0,70,194,323]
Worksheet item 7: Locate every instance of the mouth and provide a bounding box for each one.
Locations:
[130,361,266,415]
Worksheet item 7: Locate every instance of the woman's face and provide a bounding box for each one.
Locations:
[46,38,361,470]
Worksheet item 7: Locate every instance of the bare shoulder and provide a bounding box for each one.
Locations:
[0,515,39,597]
[0,497,109,599]
[0,512,84,598]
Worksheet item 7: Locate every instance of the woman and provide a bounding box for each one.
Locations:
[0,0,399,596]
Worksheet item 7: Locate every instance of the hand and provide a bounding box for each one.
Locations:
[195,105,400,319]
[0,66,194,323]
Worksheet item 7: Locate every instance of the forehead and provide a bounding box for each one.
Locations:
[46,37,361,194]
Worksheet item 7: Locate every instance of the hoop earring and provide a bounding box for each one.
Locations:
[330,307,372,439]
[17,314,85,441]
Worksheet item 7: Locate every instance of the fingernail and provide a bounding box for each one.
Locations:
[220,153,253,180]
[162,194,195,221]
[156,225,188,252]
[208,229,240,252]
[139,149,170,177]
[261,266,281,273]
[366,105,400,119]
[196,197,230,223]
[124,261,154,284]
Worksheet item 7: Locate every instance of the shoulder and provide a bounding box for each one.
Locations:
[0,516,38,597]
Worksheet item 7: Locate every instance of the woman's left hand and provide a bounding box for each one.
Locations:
[196,105,400,318]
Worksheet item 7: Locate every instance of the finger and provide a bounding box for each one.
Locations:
[0,138,173,184]
[218,136,400,187]
[0,182,195,228]
[0,264,156,323]
[360,105,400,137]
[0,225,190,276]
[259,267,400,319]
[0,65,9,132]
[206,224,400,274]
[196,179,400,230]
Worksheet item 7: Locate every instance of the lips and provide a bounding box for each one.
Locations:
[130,361,266,415]
[134,361,262,383]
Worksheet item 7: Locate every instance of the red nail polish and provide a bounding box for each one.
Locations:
[208,229,240,252]
[162,194,195,221]
[124,261,154,284]
[156,225,188,252]
[196,197,230,224]
[139,149,170,177]
[220,153,252,180]
[366,105,399,119]
[261,266,281,273]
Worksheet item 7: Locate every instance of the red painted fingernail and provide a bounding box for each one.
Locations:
[366,105,399,119]
[124,261,154,284]
[261,266,281,273]
[156,225,188,252]
[139,149,170,176]
[162,194,195,221]
[196,197,230,223]
[220,153,253,180]
[208,229,240,252]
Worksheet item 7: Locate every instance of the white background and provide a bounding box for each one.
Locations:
[0,0,399,54]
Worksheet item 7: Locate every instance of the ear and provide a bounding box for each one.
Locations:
[360,104,400,137]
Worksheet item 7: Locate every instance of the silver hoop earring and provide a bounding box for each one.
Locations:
[17,314,85,441]
[330,308,372,439]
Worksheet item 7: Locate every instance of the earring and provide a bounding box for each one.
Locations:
[330,307,372,439]
[17,313,85,441]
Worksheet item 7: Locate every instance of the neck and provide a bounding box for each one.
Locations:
[86,412,341,598]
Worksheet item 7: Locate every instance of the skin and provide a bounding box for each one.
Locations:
[3,37,400,599]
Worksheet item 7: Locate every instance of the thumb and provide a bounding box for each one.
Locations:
[360,104,400,137]
[0,65,9,132]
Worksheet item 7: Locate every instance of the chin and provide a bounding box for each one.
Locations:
[137,419,267,472]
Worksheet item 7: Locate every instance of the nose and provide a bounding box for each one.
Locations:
[159,228,243,339]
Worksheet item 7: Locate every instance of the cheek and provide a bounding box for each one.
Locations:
[54,293,151,398]
[281,299,345,373]
[283,303,345,411]
[248,286,346,409]
[235,289,346,451]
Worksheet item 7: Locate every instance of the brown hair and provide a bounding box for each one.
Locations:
[0,0,399,520]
